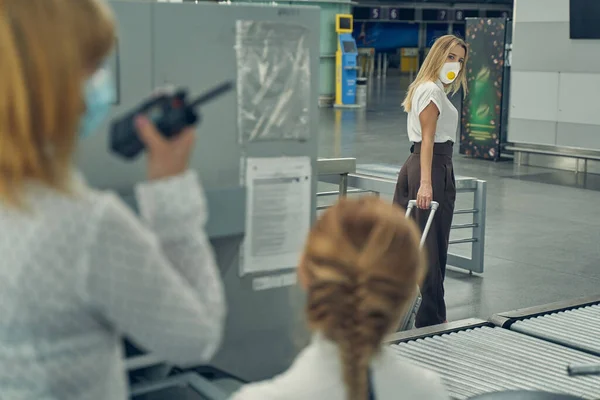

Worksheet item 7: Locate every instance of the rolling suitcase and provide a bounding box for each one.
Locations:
[397,200,439,332]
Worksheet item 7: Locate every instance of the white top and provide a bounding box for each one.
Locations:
[407,80,458,144]
[0,170,226,400]
[230,334,449,400]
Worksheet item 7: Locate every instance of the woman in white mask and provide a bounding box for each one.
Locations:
[393,35,468,328]
[0,1,225,399]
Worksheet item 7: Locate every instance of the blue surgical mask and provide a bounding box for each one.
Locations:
[79,68,116,138]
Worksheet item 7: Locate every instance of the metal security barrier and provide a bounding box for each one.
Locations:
[317,158,380,211]
[384,320,600,400]
[316,158,357,198]
[319,163,487,274]
[492,295,600,357]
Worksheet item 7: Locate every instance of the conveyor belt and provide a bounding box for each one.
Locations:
[510,304,600,357]
[388,322,600,399]
[492,296,600,358]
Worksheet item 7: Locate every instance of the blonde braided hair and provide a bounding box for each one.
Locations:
[303,197,426,400]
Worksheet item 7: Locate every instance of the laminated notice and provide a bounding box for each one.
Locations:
[235,20,311,143]
[240,157,312,276]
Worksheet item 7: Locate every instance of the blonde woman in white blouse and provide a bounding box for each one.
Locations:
[393,35,468,328]
[0,1,225,399]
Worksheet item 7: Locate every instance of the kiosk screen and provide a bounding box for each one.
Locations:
[339,16,352,30]
[342,41,357,53]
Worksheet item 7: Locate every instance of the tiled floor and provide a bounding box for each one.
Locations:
[318,76,600,322]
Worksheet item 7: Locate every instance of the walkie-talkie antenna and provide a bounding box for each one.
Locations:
[189,81,234,108]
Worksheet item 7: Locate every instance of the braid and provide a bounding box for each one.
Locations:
[307,266,371,400]
[304,197,425,400]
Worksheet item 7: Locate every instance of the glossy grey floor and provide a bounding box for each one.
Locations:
[318,76,600,322]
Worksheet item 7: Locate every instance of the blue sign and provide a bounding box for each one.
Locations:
[370,7,381,20]
[353,22,420,51]
[389,8,400,20]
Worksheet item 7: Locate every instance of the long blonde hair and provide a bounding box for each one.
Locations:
[303,197,427,400]
[402,35,468,112]
[0,0,115,207]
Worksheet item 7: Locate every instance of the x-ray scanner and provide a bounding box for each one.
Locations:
[77,1,320,383]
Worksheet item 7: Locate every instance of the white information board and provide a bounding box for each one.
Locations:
[241,157,312,276]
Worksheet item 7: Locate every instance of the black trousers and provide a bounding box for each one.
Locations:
[393,141,456,327]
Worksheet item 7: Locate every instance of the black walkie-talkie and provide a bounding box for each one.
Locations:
[110,81,234,159]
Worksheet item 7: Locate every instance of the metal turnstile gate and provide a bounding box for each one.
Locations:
[493,296,600,357]
[319,163,487,274]
[385,319,600,400]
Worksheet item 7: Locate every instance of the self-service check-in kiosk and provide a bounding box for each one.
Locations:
[335,14,360,108]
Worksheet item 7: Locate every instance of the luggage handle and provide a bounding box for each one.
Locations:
[399,200,440,331]
[405,200,439,249]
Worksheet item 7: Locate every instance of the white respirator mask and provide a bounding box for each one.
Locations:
[439,62,461,85]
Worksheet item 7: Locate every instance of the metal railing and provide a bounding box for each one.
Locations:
[316,157,356,198]
[318,161,487,274]
[506,143,600,175]
[316,158,380,211]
